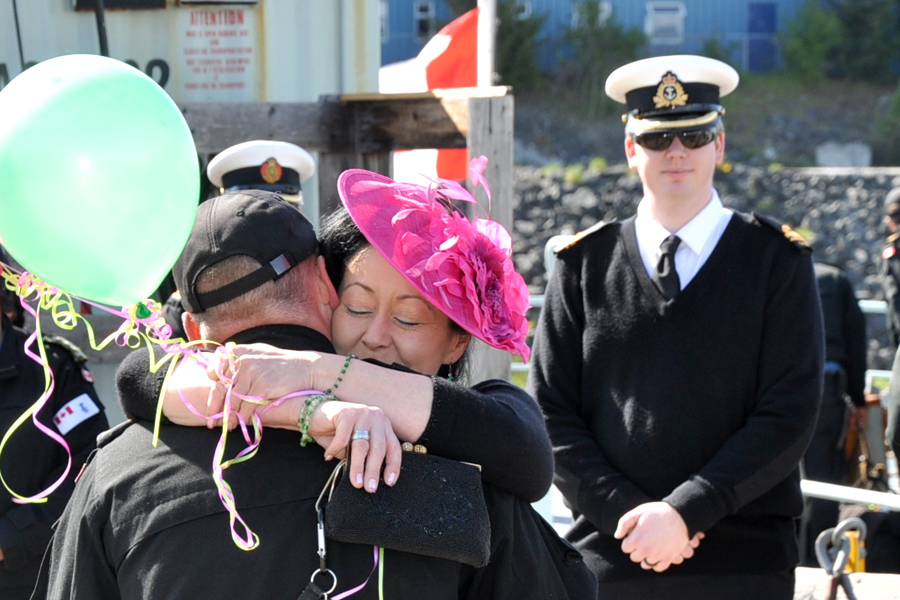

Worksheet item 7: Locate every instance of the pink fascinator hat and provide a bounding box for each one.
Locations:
[336,157,532,362]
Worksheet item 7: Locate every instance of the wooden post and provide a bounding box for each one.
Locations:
[318,151,392,217]
[465,93,515,383]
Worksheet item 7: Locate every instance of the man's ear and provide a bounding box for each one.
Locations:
[714,130,726,164]
[182,312,202,342]
[625,135,638,170]
[317,256,340,310]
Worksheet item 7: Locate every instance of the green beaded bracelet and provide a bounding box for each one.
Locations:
[299,394,333,447]
[325,353,356,395]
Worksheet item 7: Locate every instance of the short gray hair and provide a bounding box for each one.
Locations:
[190,254,314,337]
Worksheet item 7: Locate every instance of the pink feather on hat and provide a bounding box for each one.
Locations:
[337,158,532,361]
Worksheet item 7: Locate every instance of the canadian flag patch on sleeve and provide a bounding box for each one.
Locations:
[883,246,897,260]
[54,394,100,435]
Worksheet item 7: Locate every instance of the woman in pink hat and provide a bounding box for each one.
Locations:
[121,159,551,503]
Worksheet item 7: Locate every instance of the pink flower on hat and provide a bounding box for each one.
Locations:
[338,157,532,361]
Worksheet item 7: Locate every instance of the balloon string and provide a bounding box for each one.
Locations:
[378,546,385,600]
[0,300,70,504]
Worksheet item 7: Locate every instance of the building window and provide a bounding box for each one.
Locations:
[571,1,612,28]
[515,1,533,20]
[414,1,436,41]
[644,1,687,45]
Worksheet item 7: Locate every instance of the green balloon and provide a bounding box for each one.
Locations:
[0,54,198,306]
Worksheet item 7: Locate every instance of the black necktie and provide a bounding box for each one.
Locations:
[652,235,682,299]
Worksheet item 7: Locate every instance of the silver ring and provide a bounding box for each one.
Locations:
[310,568,337,594]
[642,559,658,568]
[352,429,370,441]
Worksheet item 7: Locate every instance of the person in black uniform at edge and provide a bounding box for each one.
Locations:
[527,55,824,600]
[799,262,867,566]
[875,336,900,573]
[160,140,317,340]
[32,190,595,600]
[0,246,108,600]
[879,188,900,346]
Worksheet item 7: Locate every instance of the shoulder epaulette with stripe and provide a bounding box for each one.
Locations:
[42,334,89,364]
[555,220,616,254]
[752,213,811,255]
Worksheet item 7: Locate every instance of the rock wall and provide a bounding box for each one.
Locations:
[512,164,900,370]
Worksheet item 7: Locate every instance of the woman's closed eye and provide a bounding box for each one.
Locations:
[393,316,422,327]
[344,306,372,317]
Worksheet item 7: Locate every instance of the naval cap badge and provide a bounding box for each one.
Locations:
[652,71,689,109]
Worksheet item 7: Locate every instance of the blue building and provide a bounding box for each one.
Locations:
[381,0,457,65]
[381,0,808,72]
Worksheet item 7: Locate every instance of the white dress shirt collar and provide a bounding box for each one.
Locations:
[634,190,733,288]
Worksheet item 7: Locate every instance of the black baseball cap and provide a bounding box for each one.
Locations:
[174,189,318,313]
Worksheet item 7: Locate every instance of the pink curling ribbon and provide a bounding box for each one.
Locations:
[331,545,381,600]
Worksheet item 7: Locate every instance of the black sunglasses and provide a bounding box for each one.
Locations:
[633,127,718,151]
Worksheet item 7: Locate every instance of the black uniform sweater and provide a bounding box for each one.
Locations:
[528,212,824,582]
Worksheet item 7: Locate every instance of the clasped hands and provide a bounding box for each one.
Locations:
[614,502,705,573]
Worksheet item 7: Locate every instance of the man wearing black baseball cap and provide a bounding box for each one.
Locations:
[529,55,824,599]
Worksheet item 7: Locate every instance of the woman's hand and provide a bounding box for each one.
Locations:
[309,401,401,493]
[204,343,323,428]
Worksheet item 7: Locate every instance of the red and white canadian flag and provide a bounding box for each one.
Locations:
[379,8,478,183]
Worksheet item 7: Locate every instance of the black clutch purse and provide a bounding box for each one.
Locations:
[317,448,491,568]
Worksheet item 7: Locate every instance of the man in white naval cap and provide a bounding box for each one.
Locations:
[529,55,823,599]
[207,140,316,208]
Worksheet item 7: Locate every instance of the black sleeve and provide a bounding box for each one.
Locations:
[31,460,120,600]
[417,379,554,502]
[115,346,168,422]
[0,345,108,572]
